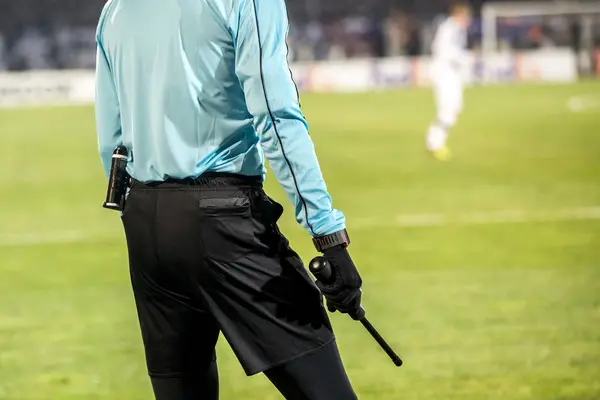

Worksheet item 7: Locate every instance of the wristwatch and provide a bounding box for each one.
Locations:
[313,229,350,253]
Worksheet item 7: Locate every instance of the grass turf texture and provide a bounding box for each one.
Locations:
[1,82,599,399]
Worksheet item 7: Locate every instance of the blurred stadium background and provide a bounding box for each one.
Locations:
[1,0,599,399]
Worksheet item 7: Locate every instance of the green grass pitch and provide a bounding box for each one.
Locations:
[1,82,599,399]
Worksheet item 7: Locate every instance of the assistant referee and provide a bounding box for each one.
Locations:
[95,0,363,398]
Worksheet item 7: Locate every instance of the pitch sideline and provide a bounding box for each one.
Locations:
[566,94,600,113]
[352,206,600,229]
[1,206,600,247]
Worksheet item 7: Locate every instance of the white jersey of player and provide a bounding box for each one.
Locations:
[431,17,467,84]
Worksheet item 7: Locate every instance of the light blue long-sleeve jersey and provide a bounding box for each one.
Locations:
[95,0,345,236]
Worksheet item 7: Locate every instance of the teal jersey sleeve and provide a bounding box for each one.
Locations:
[231,0,345,236]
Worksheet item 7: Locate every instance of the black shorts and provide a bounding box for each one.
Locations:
[121,174,334,377]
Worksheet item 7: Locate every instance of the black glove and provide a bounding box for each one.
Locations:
[315,246,364,320]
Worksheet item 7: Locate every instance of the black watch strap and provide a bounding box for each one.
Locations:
[313,229,350,252]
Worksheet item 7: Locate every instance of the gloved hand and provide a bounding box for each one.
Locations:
[315,246,364,320]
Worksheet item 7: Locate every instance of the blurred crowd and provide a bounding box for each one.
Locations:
[0,0,103,70]
[0,0,598,70]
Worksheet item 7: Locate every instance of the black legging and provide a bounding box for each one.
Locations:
[150,341,357,400]
[265,340,358,400]
[150,360,219,400]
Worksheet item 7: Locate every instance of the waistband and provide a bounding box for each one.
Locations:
[130,172,263,189]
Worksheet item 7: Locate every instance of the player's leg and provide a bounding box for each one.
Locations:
[427,83,458,151]
[427,78,461,159]
[264,340,357,400]
[121,185,221,400]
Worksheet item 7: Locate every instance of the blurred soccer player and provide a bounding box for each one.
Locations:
[426,1,472,160]
[94,0,362,399]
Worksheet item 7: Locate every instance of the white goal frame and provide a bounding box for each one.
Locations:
[481,1,600,81]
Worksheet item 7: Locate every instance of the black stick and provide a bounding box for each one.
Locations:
[360,318,403,366]
[309,257,403,367]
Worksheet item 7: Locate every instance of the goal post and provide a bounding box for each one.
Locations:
[481,1,600,81]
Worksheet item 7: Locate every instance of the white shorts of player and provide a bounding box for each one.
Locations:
[432,71,464,127]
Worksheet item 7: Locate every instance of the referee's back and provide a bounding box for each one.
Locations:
[97,0,256,181]
[96,0,346,236]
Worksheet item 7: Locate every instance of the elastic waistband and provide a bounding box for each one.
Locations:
[131,172,262,189]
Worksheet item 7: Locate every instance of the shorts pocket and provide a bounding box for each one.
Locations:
[198,197,251,217]
[197,196,256,262]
